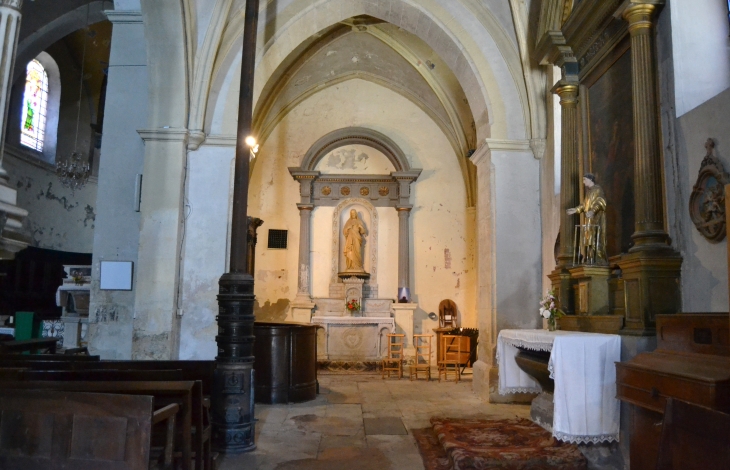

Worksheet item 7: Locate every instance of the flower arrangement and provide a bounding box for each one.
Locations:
[539,290,564,331]
[71,271,85,286]
[346,299,361,312]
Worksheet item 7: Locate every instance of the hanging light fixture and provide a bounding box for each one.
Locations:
[56,5,91,190]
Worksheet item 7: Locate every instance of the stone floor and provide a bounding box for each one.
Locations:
[218,370,530,470]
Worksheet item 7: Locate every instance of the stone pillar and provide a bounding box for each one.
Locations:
[396,206,411,293]
[548,82,580,315]
[616,2,682,336]
[0,0,29,260]
[291,204,315,323]
[0,0,22,180]
[624,3,670,250]
[470,139,541,403]
[87,10,146,360]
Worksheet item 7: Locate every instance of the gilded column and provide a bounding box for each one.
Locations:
[0,0,22,179]
[396,206,411,293]
[553,82,580,265]
[616,2,682,336]
[547,81,580,315]
[296,204,313,297]
[623,3,669,249]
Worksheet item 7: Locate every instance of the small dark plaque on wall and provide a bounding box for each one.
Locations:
[689,139,729,243]
[267,229,288,249]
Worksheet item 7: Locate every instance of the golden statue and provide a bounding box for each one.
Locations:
[567,173,607,265]
[343,209,366,272]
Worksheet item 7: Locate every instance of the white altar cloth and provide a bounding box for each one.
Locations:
[497,329,621,444]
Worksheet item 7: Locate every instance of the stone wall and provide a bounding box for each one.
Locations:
[658,5,730,312]
[4,147,97,253]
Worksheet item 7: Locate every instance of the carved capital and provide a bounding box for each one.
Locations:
[623,4,657,35]
[0,0,22,11]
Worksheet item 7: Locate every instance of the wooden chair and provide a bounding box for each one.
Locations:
[438,299,458,328]
[410,334,432,380]
[438,334,462,383]
[381,334,405,379]
[656,398,730,470]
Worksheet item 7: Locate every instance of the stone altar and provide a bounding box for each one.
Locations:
[312,316,394,361]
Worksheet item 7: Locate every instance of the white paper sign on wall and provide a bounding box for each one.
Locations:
[100,261,134,290]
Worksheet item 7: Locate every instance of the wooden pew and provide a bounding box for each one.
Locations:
[20,369,184,382]
[0,353,100,361]
[0,389,179,470]
[0,338,61,354]
[0,360,214,470]
[1,380,196,470]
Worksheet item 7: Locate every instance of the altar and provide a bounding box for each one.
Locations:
[287,130,422,363]
[497,329,621,444]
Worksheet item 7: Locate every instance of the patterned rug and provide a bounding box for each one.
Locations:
[412,428,451,470]
[417,418,587,470]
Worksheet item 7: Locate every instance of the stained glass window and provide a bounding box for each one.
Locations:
[20,59,48,152]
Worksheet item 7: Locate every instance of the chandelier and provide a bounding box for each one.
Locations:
[56,152,90,190]
[56,4,91,190]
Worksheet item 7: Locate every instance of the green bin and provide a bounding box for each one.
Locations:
[13,311,40,341]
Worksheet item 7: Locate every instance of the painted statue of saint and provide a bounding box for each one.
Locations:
[567,173,607,265]
[343,209,366,272]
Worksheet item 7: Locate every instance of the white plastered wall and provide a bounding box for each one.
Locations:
[670,0,730,117]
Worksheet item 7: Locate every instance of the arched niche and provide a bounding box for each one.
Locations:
[331,197,378,292]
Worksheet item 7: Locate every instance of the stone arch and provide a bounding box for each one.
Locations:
[302,127,410,173]
[206,0,529,142]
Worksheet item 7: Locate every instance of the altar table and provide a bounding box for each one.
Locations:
[496,329,621,444]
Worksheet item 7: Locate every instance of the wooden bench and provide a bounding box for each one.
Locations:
[1,380,196,470]
[0,389,178,470]
[0,338,61,354]
[0,353,100,361]
[0,360,215,470]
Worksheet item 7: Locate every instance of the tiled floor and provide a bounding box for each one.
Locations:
[218,370,530,470]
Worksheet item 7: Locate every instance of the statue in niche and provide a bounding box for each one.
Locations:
[343,209,367,272]
[567,173,607,265]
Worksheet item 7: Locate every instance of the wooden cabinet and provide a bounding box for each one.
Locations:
[616,314,730,469]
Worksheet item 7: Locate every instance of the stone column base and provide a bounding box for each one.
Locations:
[472,361,537,404]
[391,302,417,357]
[290,298,316,323]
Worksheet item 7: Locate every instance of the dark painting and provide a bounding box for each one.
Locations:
[587,49,635,256]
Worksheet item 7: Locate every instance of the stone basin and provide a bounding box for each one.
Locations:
[514,346,554,393]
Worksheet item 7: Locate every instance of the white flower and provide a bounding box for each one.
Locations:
[540,308,551,319]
